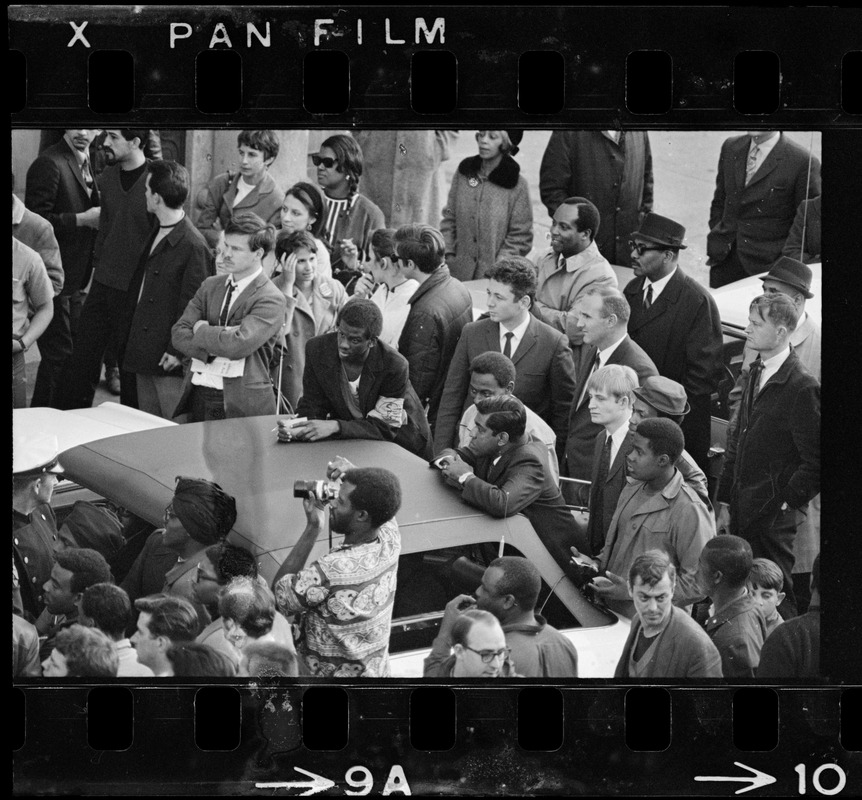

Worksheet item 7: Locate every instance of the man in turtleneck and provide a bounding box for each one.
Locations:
[122,160,213,420]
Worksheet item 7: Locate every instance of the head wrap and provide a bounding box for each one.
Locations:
[172,477,237,546]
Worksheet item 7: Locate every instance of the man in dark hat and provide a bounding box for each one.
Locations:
[120,477,237,606]
[623,213,723,474]
[12,434,64,619]
[726,256,820,612]
[629,376,711,507]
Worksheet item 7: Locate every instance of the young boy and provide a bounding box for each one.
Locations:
[697,535,768,678]
[748,558,786,637]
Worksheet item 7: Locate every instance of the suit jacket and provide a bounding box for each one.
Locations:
[614,606,723,679]
[717,350,820,525]
[297,333,432,459]
[195,171,285,248]
[172,270,286,418]
[25,138,100,295]
[273,275,346,411]
[586,429,634,556]
[624,267,722,400]
[781,196,821,264]
[539,130,654,265]
[123,217,215,374]
[564,335,657,481]
[707,134,821,275]
[456,437,577,544]
[433,315,577,452]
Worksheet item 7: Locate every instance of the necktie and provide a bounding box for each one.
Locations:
[81,157,93,195]
[219,282,236,326]
[745,144,760,186]
[590,434,614,552]
[746,358,764,416]
[579,352,602,408]
[644,283,653,310]
[502,331,514,359]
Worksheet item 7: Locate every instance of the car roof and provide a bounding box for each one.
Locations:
[58,416,605,600]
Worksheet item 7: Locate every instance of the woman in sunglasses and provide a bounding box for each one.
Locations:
[440,130,533,282]
[312,135,385,293]
[279,181,333,279]
[268,229,346,411]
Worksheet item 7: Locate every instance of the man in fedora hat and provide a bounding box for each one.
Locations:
[624,213,723,475]
[726,255,820,612]
[12,434,64,618]
[629,376,711,508]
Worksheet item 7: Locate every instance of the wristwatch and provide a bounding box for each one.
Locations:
[12,334,28,352]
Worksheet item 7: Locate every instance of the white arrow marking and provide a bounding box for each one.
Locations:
[256,766,335,796]
[695,761,777,795]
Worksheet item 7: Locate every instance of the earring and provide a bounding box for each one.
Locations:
[306,223,312,231]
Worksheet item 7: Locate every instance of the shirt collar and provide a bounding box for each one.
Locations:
[597,333,627,363]
[11,193,26,225]
[226,266,263,292]
[644,265,677,293]
[606,412,632,445]
[501,313,531,342]
[558,241,600,272]
[762,346,791,371]
[749,131,780,155]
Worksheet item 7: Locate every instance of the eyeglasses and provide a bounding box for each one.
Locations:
[311,154,338,169]
[463,645,511,664]
[163,503,175,527]
[194,563,219,585]
[628,240,668,256]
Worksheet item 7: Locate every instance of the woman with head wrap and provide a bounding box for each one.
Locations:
[119,477,237,608]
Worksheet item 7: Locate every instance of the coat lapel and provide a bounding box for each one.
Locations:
[225,274,263,325]
[511,318,537,365]
[62,146,90,195]
[745,135,786,190]
[605,430,633,485]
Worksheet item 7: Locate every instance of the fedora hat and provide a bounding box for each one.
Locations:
[763,256,814,299]
[633,376,691,417]
[631,213,687,249]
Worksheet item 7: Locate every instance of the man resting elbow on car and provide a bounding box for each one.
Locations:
[278,299,432,460]
[435,395,585,580]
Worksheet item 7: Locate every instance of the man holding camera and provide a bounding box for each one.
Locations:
[272,460,402,677]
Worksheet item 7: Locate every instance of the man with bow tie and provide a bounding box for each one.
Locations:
[716,293,820,620]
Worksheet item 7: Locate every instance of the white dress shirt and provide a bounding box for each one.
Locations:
[499,313,531,357]
[757,346,791,393]
[644,266,677,305]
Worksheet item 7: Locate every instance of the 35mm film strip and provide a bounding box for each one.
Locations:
[11,4,862,797]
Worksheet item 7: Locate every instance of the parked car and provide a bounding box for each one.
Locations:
[35,413,629,678]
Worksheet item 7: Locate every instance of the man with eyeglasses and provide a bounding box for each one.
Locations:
[120,477,237,607]
[623,213,722,474]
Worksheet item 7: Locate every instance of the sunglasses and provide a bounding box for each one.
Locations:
[628,240,668,256]
[311,154,338,169]
[464,645,511,664]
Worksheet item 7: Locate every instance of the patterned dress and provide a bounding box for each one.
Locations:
[274,520,400,677]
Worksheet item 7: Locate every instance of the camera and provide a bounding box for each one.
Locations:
[293,480,338,502]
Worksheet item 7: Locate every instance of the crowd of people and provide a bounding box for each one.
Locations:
[13,128,821,680]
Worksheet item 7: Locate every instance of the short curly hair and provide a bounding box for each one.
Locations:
[55,548,113,594]
[55,623,118,677]
[485,256,537,301]
[205,543,258,583]
[81,583,131,640]
[337,298,383,340]
[343,467,402,528]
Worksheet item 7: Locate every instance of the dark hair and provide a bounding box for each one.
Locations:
[243,640,299,678]
[475,395,527,439]
[370,228,398,262]
[702,535,753,588]
[488,557,541,612]
[560,196,601,241]
[81,582,132,640]
[284,181,325,237]
[237,130,280,163]
[581,285,631,326]
[470,351,516,389]
[218,577,276,638]
[118,129,149,146]
[166,642,236,677]
[55,624,118,677]
[55,548,113,593]
[451,609,499,647]
[394,224,446,274]
[320,134,364,193]
[134,595,199,642]
[634,417,685,463]
[147,160,189,209]
[749,293,799,333]
[224,212,276,256]
[275,229,318,261]
[485,256,537,302]
[628,549,677,588]
[337,298,383,340]
[343,467,402,528]
[205,543,258,584]
[749,558,784,593]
